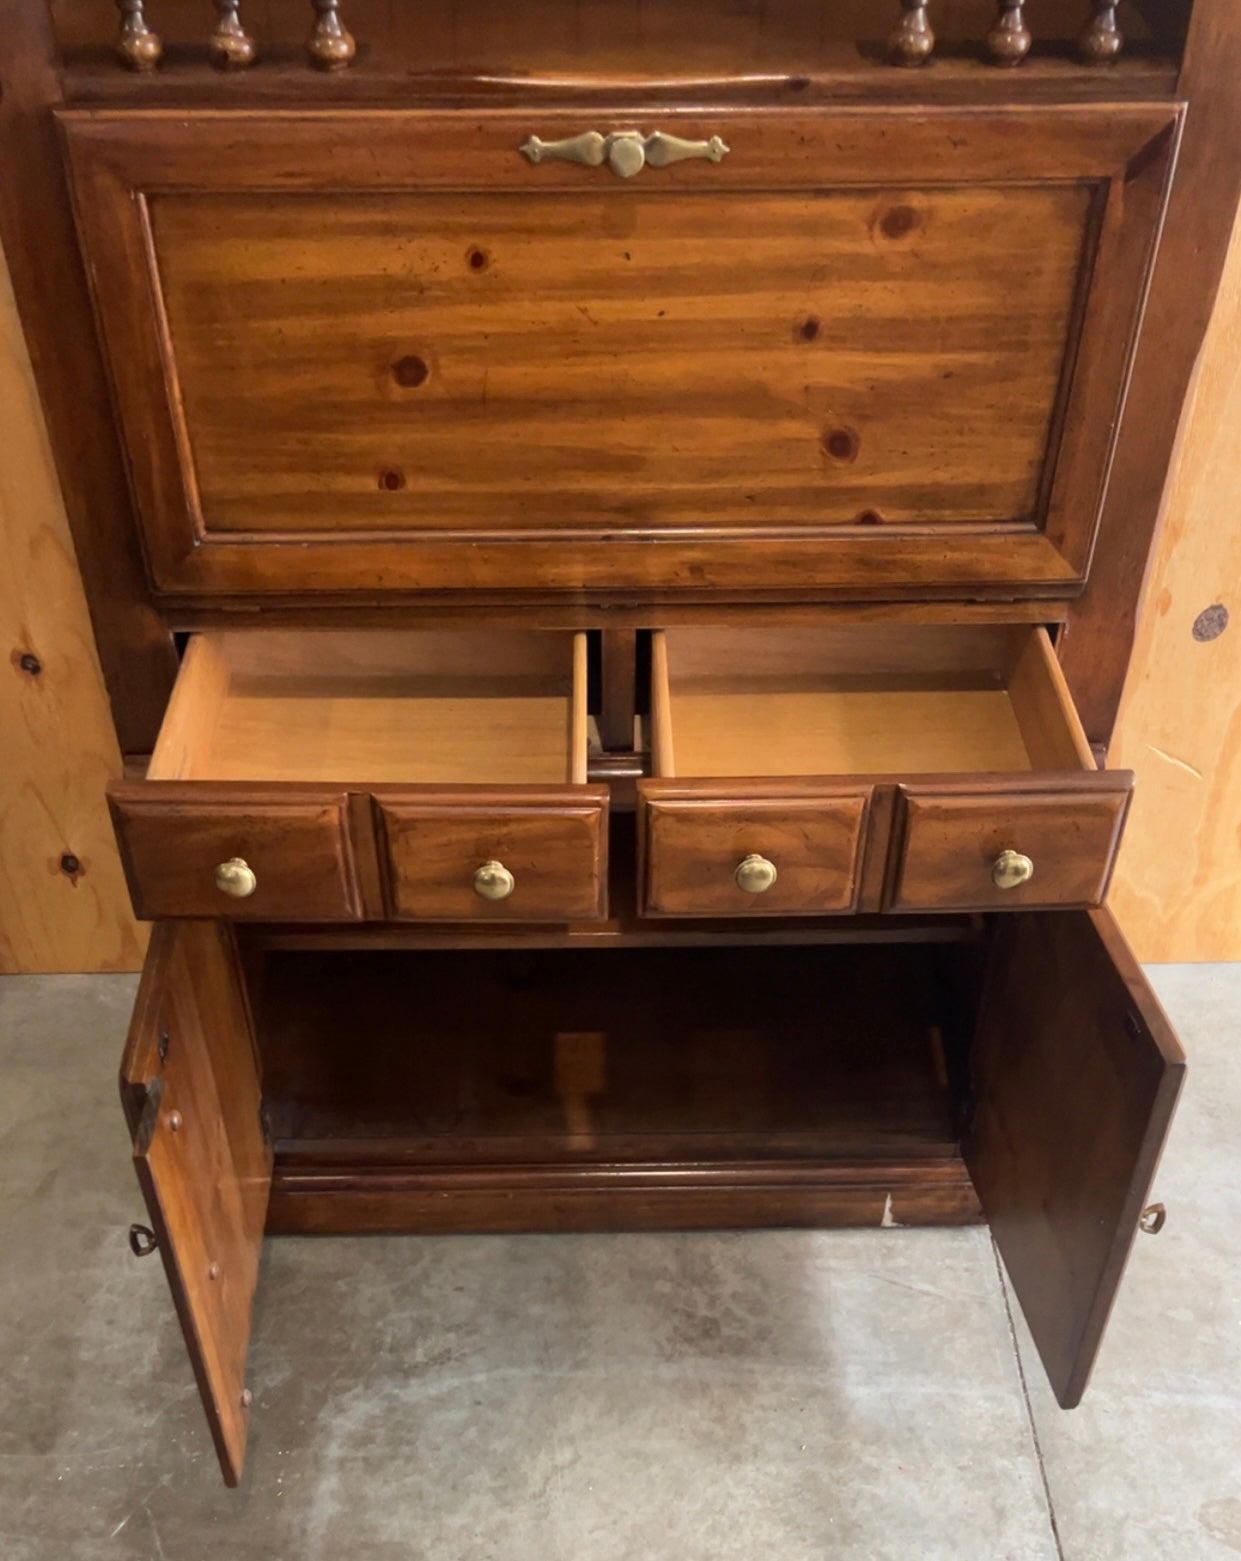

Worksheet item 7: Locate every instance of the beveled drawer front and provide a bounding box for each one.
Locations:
[375,790,609,922]
[889,781,1133,913]
[109,785,361,921]
[639,785,870,918]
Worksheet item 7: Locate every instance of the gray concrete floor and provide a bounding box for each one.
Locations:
[0,965,1236,1560]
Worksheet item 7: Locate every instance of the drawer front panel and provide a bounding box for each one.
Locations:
[640,787,871,918]
[890,781,1132,912]
[110,786,361,920]
[62,107,1176,599]
[375,791,608,922]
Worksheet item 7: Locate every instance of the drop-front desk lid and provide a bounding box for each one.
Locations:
[60,104,1177,600]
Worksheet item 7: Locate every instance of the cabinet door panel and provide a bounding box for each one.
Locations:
[965,908,1184,1406]
[121,921,272,1487]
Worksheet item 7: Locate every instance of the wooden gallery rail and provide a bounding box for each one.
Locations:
[112,0,1130,73]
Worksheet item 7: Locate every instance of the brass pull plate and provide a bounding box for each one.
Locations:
[520,130,730,180]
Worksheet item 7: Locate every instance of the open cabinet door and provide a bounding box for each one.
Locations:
[965,908,1184,1408]
[120,921,272,1486]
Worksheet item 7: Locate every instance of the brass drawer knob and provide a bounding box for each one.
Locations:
[735,854,778,894]
[992,849,1034,890]
[214,857,257,898]
[474,860,515,901]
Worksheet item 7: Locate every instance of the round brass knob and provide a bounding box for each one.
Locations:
[215,858,257,898]
[473,860,515,901]
[607,134,647,178]
[735,854,778,894]
[992,849,1034,890]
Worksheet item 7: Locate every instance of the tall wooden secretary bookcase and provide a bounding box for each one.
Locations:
[1,0,1237,1486]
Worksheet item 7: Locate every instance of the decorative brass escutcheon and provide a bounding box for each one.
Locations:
[735,854,778,894]
[520,130,730,179]
[474,860,515,901]
[992,849,1034,890]
[214,857,258,898]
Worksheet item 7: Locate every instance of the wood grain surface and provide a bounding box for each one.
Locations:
[59,104,1174,600]
[121,920,272,1486]
[0,236,145,973]
[1109,203,1241,961]
[149,183,1087,536]
[255,938,982,1233]
[966,907,1184,1407]
[374,787,610,922]
[109,785,362,921]
[639,784,872,918]
[47,0,1184,113]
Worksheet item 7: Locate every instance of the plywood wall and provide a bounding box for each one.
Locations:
[1109,203,1241,964]
[0,238,146,973]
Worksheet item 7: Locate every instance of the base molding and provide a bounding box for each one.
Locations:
[265,1154,982,1235]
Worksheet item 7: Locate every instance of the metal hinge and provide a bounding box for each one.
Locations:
[133,1074,166,1156]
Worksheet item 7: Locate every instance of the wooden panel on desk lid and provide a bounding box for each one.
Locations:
[1109,205,1241,963]
[0,237,146,974]
[150,181,1089,536]
[58,105,1178,596]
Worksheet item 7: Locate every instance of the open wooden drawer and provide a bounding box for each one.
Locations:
[109,630,608,922]
[120,907,1183,1485]
[639,625,1132,917]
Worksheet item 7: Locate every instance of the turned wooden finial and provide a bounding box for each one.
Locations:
[308,0,356,70]
[985,0,1032,65]
[116,0,162,71]
[210,1,257,70]
[1078,0,1124,63]
[888,0,935,67]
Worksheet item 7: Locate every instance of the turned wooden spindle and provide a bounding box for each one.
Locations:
[1078,0,1124,63]
[210,1,257,70]
[116,0,162,71]
[985,0,1032,64]
[888,0,935,67]
[308,0,356,70]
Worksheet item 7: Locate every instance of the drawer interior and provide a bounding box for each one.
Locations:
[148,630,589,786]
[651,625,1094,779]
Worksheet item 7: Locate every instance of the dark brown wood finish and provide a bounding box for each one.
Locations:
[59,105,1175,602]
[1061,0,1241,746]
[890,775,1132,911]
[0,0,174,752]
[599,629,638,753]
[49,0,1186,105]
[256,940,982,1232]
[641,623,1131,916]
[2,0,1225,1487]
[965,908,1185,1406]
[639,783,873,918]
[374,787,609,922]
[110,783,363,921]
[120,920,272,1486]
